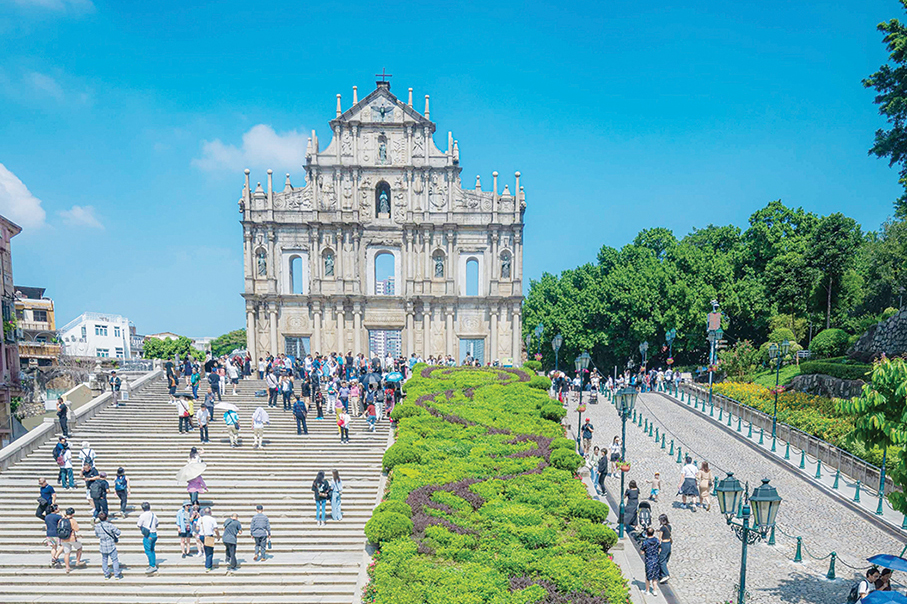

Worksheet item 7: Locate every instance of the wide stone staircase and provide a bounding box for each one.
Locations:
[0,375,390,603]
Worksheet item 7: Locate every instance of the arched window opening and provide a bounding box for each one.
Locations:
[466,258,479,296]
[290,255,303,293]
[432,251,445,279]
[323,250,335,277]
[375,252,395,295]
[376,181,391,217]
[500,251,512,279]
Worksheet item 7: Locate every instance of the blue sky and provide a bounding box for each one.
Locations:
[0,0,902,336]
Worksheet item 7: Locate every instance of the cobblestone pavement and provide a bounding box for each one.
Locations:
[569,391,905,604]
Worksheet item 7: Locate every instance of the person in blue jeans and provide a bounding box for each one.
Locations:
[330,470,343,521]
[136,502,159,573]
[312,471,330,526]
[292,396,308,435]
[657,514,671,584]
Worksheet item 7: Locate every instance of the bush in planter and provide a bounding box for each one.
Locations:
[541,404,567,422]
[550,448,584,472]
[809,328,850,358]
[364,511,413,546]
[390,404,422,421]
[550,437,576,451]
[524,360,542,372]
[571,518,618,552]
[374,500,413,518]
[382,443,421,472]
[528,375,552,390]
[567,498,610,523]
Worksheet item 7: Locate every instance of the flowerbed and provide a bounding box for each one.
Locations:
[363,365,627,604]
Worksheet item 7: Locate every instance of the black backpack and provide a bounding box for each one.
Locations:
[89,480,105,499]
[56,518,72,540]
[846,581,862,604]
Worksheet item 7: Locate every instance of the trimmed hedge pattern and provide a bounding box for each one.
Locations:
[799,360,871,381]
[364,365,626,604]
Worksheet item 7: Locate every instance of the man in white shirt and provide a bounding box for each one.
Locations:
[678,457,699,510]
[199,507,220,571]
[135,502,159,573]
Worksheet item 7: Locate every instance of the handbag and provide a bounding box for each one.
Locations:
[102,525,119,544]
[267,537,272,550]
[204,535,216,547]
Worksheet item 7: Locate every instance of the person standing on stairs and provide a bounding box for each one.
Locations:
[312,471,330,526]
[136,502,159,574]
[89,471,110,522]
[208,366,222,402]
[227,359,240,396]
[58,507,84,573]
[176,502,193,558]
[199,507,220,571]
[265,368,279,407]
[224,407,240,447]
[250,505,271,561]
[109,371,122,407]
[223,512,242,570]
[252,406,269,449]
[190,367,201,399]
[56,397,70,437]
[177,395,191,433]
[293,395,309,435]
[281,373,294,410]
[196,402,210,443]
[36,477,56,520]
[330,470,343,521]
[93,511,123,580]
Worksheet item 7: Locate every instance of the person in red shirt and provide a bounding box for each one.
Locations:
[366,403,377,432]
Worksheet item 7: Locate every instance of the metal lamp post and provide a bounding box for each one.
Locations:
[768,339,790,439]
[524,333,531,362]
[706,300,722,407]
[552,334,563,372]
[639,341,649,370]
[716,475,782,604]
[666,328,676,363]
[574,352,591,452]
[534,323,544,358]
[614,386,638,538]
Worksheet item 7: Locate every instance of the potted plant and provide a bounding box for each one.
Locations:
[576,404,587,413]
[619,460,631,472]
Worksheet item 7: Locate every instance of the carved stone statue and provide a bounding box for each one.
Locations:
[378,140,387,164]
[378,190,391,214]
[257,249,267,276]
[501,255,511,279]
[324,253,335,277]
[434,255,444,278]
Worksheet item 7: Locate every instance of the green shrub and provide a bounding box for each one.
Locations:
[374,500,413,518]
[809,328,850,358]
[540,404,566,422]
[572,519,618,552]
[767,327,797,345]
[550,437,576,451]
[382,443,421,472]
[523,360,542,372]
[567,498,610,523]
[799,360,871,381]
[390,404,421,421]
[528,375,552,390]
[550,448,584,472]
[881,307,899,321]
[364,511,413,545]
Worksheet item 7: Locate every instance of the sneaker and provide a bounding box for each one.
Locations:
[253,555,259,561]
[105,574,112,580]
[659,577,669,584]
[115,574,123,580]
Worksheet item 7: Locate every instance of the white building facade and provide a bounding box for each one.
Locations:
[60,312,136,359]
[240,80,525,365]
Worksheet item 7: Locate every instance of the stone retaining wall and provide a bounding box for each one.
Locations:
[849,308,907,361]
[788,373,864,399]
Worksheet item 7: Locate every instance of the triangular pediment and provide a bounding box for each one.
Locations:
[333,85,433,127]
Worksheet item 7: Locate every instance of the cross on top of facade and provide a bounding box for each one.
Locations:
[375,68,393,83]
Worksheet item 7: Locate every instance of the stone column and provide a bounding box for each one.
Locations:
[267,230,277,294]
[336,228,345,286]
[353,304,362,355]
[450,231,458,295]
[246,309,257,361]
[446,308,455,358]
[514,231,522,289]
[489,308,498,364]
[243,232,253,281]
[312,303,322,354]
[406,302,415,356]
[337,304,345,354]
[269,308,278,357]
[511,307,521,365]
[422,302,431,359]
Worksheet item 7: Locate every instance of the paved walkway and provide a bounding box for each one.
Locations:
[569,390,906,604]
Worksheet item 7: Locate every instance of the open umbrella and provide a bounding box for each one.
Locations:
[386,372,404,383]
[863,591,907,604]
[363,372,383,387]
[214,402,239,413]
[175,461,207,484]
[868,555,907,573]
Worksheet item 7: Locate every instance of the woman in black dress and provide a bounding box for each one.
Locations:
[624,479,640,529]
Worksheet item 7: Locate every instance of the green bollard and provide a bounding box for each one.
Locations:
[815,459,822,479]
[833,469,840,489]
[747,423,753,439]
[655,427,659,442]
[669,440,674,455]
[676,447,682,463]
[644,418,648,432]
[709,403,714,417]
[661,434,666,449]
[727,411,732,427]
[759,427,764,445]
[799,450,806,470]
[768,525,776,546]
[649,423,654,437]
[854,481,861,503]
[901,515,907,530]
[687,393,692,406]
[718,406,723,421]
[771,436,776,452]
[784,441,790,460]
[794,537,803,563]
[737,416,742,432]
[632,410,636,423]
[827,552,836,580]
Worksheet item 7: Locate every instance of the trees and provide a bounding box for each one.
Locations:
[865,0,907,218]
[143,336,204,361]
[211,329,246,357]
[805,213,863,329]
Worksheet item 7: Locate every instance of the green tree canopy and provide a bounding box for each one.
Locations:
[211,328,247,357]
[143,336,204,361]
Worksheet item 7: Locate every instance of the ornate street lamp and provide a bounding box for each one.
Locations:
[551,334,563,372]
[524,333,532,359]
[665,328,676,364]
[768,339,790,440]
[614,386,638,538]
[716,475,782,604]
[534,323,544,357]
[639,341,649,368]
[575,351,591,403]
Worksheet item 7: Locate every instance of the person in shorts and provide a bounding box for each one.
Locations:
[59,507,84,572]
[44,504,62,567]
[646,472,661,501]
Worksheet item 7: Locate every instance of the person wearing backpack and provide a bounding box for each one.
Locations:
[58,507,83,573]
[292,395,308,435]
[44,503,63,568]
[114,468,130,517]
[311,471,331,526]
[53,437,74,489]
[89,471,110,522]
[223,408,240,447]
[848,567,880,603]
[56,397,70,437]
[93,511,123,579]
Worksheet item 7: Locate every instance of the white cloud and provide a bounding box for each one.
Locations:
[27,72,64,101]
[11,0,94,12]
[0,69,93,106]
[192,124,308,172]
[59,205,103,229]
[0,163,46,229]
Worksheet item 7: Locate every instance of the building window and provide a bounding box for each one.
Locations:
[374,252,395,295]
[33,309,47,322]
[36,335,47,343]
[466,258,479,296]
[290,255,304,294]
[115,347,124,358]
[15,309,23,320]
[114,326,121,338]
[285,336,310,358]
[96,348,109,358]
[81,326,87,339]
[95,324,107,336]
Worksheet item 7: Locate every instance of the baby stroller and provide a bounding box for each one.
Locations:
[633,501,653,542]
